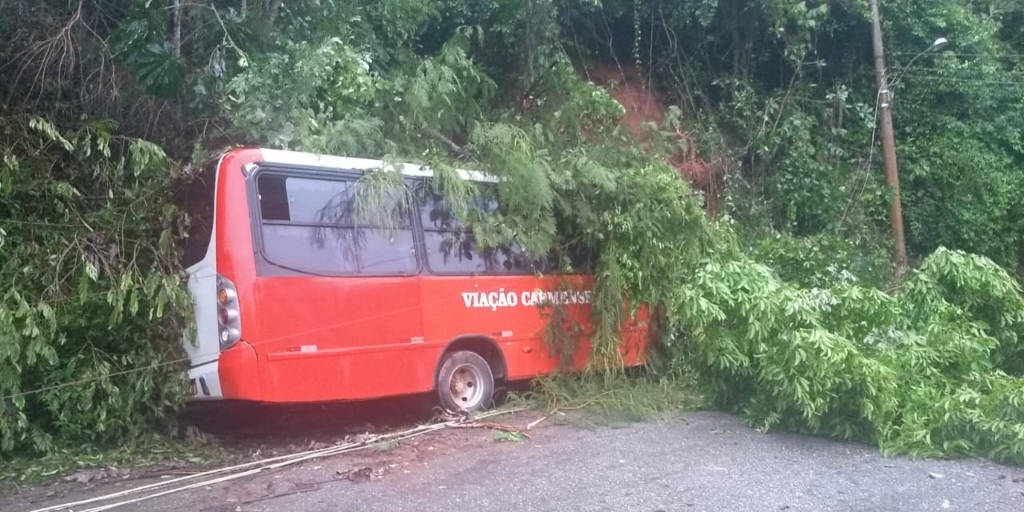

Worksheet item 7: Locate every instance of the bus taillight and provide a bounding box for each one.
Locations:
[216,274,241,350]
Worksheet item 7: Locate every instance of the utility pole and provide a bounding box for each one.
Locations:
[869,0,908,275]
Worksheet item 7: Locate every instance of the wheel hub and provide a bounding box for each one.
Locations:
[448,363,484,408]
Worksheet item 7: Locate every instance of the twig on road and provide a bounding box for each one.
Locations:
[447,421,532,439]
[527,408,561,430]
[231,481,323,507]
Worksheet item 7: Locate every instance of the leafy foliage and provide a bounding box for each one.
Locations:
[223,37,386,154]
[671,248,1024,463]
[752,232,890,290]
[0,116,192,458]
[127,42,187,98]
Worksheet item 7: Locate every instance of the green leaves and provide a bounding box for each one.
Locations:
[130,43,187,98]
[678,246,1024,465]
[0,116,192,459]
[403,26,496,134]
[223,37,386,155]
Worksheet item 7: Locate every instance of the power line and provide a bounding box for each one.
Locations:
[897,65,1024,76]
[0,219,93,229]
[898,74,1024,86]
[0,272,218,308]
[890,51,1024,59]
[836,90,882,233]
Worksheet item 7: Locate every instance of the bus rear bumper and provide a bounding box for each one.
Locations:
[187,360,224,400]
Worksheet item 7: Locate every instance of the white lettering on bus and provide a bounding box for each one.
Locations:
[461,289,520,311]
[520,289,593,307]
[462,288,592,309]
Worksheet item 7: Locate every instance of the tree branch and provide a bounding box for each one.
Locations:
[426,128,466,158]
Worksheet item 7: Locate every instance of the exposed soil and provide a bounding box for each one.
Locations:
[583,62,724,216]
[584,62,669,140]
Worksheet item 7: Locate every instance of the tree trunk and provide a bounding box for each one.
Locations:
[172,0,182,58]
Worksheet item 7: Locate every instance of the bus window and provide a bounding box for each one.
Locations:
[418,186,486,274]
[416,183,539,275]
[179,160,216,268]
[256,174,418,275]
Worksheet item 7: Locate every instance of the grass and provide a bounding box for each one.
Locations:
[518,367,708,430]
[493,431,527,442]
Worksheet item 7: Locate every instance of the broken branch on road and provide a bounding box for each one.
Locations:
[527,408,562,430]
[446,421,531,439]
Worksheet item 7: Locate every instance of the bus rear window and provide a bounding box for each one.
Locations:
[179,160,217,268]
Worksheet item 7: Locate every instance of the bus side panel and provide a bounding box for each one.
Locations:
[230,159,438,403]
[249,276,430,403]
[499,337,594,381]
[420,274,597,381]
[421,271,649,383]
[259,343,444,403]
[617,301,652,367]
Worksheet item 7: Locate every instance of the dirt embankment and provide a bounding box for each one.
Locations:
[583,62,722,216]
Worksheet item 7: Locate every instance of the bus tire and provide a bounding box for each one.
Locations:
[437,350,494,412]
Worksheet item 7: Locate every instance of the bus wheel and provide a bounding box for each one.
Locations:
[437,350,494,412]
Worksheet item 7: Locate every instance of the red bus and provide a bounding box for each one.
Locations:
[179,148,648,411]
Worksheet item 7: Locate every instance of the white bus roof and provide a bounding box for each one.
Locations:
[259,148,498,183]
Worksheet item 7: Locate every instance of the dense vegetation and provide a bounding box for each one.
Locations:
[2,0,1024,468]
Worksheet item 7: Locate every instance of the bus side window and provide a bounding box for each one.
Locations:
[417,186,486,274]
[416,183,540,275]
[256,174,418,276]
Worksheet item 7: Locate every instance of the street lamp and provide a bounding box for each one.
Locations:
[894,37,949,85]
[929,37,949,52]
[869,0,948,276]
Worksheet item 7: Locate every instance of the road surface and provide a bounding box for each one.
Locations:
[6,411,1024,512]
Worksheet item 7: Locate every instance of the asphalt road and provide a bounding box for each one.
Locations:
[9,411,1024,512]
[245,412,1024,512]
